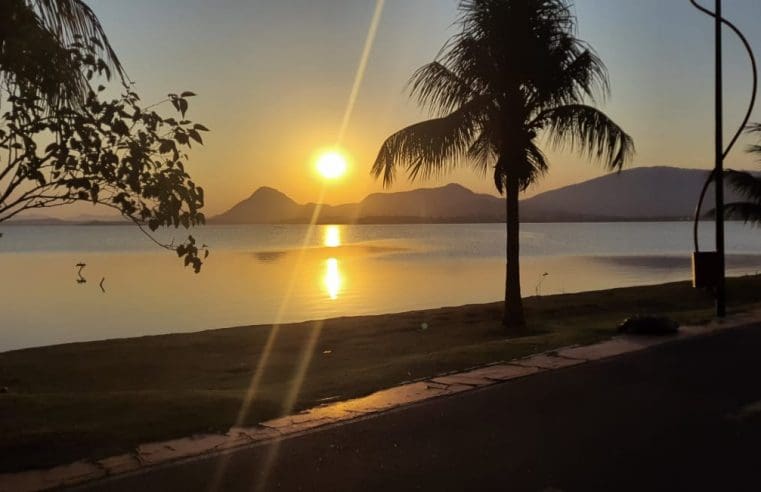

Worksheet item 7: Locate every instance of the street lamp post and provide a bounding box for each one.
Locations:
[690,0,757,317]
[714,0,726,318]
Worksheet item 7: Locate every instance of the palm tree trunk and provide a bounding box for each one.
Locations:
[503,173,526,331]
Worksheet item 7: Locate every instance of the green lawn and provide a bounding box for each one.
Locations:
[1,275,760,473]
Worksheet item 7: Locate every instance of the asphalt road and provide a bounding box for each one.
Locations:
[78,326,761,492]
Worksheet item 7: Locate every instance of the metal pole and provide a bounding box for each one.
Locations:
[715,0,726,317]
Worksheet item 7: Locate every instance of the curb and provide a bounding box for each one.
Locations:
[2,309,760,491]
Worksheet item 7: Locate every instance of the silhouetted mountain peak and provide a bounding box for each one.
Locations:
[441,183,471,192]
[249,186,293,201]
[520,165,737,220]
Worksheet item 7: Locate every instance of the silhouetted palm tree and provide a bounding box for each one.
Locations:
[0,0,125,108]
[372,0,634,331]
[722,124,761,223]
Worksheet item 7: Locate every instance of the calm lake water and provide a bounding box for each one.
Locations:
[2,222,761,351]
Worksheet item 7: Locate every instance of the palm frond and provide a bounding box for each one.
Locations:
[467,130,497,176]
[725,169,761,201]
[408,61,480,116]
[371,102,482,187]
[524,140,550,184]
[0,0,88,106]
[31,0,125,81]
[747,123,761,157]
[719,202,761,226]
[531,48,609,110]
[533,104,634,170]
[0,0,125,109]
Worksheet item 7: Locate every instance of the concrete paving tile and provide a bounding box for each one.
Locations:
[229,426,281,443]
[558,337,664,361]
[260,416,335,435]
[212,434,259,452]
[137,434,232,465]
[512,354,585,370]
[462,364,541,381]
[47,460,105,486]
[0,461,107,492]
[294,403,356,422]
[332,382,450,415]
[260,402,362,435]
[430,373,496,387]
[96,454,142,476]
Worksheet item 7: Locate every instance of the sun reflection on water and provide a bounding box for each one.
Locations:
[324,225,341,248]
[323,258,342,300]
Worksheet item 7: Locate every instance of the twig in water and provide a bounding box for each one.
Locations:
[75,263,87,284]
[535,272,549,297]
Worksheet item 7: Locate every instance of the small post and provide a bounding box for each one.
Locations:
[715,0,726,317]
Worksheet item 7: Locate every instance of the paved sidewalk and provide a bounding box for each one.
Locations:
[2,310,759,491]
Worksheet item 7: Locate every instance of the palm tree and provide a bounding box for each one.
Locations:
[720,124,761,223]
[372,0,634,331]
[0,0,125,108]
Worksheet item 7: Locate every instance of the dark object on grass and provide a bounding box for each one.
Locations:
[618,315,679,335]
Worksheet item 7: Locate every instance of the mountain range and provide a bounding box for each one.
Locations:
[211,166,747,224]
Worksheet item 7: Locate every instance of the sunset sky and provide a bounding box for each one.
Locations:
[87,0,761,216]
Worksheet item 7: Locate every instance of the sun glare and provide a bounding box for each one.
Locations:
[315,150,348,180]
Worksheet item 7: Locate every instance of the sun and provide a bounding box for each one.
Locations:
[315,150,348,180]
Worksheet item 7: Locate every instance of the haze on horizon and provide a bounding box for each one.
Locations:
[65,0,761,218]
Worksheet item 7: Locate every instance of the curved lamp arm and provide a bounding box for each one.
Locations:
[690,0,757,252]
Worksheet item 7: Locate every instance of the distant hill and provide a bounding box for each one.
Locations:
[4,216,70,225]
[521,166,742,220]
[212,166,744,224]
[6,212,123,225]
[211,183,505,224]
